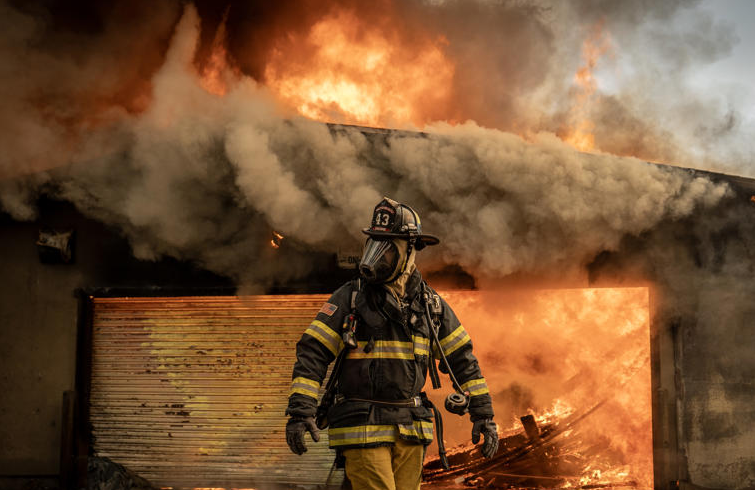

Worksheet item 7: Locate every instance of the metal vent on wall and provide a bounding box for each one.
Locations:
[90,295,339,488]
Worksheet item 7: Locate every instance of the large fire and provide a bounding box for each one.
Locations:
[196,8,617,153]
[199,10,238,97]
[262,9,454,128]
[425,287,653,489]
[560,20,612,152]
[169,11,652,487]
[105,287,653,489]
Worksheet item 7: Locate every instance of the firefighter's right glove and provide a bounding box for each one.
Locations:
[286,416,320,455]
[471,418,499,459]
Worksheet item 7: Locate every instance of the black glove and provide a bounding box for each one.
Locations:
[286,416,320,455]
[471,418,499,459]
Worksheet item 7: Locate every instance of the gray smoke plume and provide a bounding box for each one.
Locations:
[3,0,752,184]
[539,0,752,172]
[0,2,735,289]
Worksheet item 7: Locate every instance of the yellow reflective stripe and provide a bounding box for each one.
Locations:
[304,320,343,356]
[294,377,320,388]
[346,340,414,360]
[289,376,321,398]
[289,387,318,397]
[412,335,429,346]
[439,325,466,347]
[397,420,434,441]
[412,335,430,356]
[460,377,489,397]
[347,352,414,360]
[328,425,398,446]
[377,340,413,348]
[439,325,471,356]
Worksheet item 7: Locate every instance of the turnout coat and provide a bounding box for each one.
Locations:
[286,270,494,450]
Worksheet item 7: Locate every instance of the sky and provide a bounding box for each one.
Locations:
[576,0,755,175]
[695,0,755,123]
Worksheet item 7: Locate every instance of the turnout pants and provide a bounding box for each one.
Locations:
[343,438,425,490]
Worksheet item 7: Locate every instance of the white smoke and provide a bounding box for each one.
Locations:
[384,125,729,278]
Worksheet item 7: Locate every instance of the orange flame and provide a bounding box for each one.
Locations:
[270,231,284,249]
[263,9,454,127]
[428,287,653,488]
[562,19,612,152]
[199,11,239,96]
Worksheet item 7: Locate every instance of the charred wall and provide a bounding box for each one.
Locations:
[589,174,755,489]
[0,198,237,477]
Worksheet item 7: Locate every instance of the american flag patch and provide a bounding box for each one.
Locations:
[318,302,338,317]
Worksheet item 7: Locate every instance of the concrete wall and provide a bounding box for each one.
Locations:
[661,196,755,490]
[0,199,233,476]
[678,230,755,489]
[589,176,755,490]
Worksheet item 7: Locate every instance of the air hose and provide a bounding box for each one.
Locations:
[422,288,470,416]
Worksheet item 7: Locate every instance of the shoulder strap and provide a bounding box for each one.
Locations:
[421,282,443,390]
[321,279,360,394]
[423,282,443,318]
[421,283,465,394]
[350,278,360,312]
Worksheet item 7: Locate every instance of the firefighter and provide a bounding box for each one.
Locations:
[285,197,498,490]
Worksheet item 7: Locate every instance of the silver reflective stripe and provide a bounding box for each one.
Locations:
[439,325,471,356]
[398,420,434,442]
[347,340,414,360]
[412,335,430,356]
[460,377,489,396]
[304,320,343,356]
[377,345,410,353]
[289,376,321,398]
[328,425,398,446]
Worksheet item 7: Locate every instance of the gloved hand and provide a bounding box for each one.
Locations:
[471,418,499,458]
[286,416,320,455]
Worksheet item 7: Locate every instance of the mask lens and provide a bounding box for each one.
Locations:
[359,238,399,283]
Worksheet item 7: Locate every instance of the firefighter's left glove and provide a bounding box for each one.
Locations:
[286,416,320,455]
[471,418,499,459]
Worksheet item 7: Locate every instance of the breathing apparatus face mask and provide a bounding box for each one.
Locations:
[359,238,406,283]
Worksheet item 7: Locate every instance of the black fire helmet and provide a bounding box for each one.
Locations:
[362,197,440,250]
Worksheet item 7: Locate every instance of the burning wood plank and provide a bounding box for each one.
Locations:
[423,399,638,489]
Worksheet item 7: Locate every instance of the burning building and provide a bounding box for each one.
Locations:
[1,1,754,490]
[2,123,754,489]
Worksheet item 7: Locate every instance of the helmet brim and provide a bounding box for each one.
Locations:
[362,229,440,249]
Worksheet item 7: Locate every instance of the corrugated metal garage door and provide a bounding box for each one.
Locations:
[90,295,342,489]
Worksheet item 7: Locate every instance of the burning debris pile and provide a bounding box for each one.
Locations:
[424,404,638,489]
[424,288,654,490]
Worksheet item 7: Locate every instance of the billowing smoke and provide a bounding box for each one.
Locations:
[383,125,728,280]
[2,0,753,177]
[2,2,753,485]
[0,1,736,290]
[540,0,753,173]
